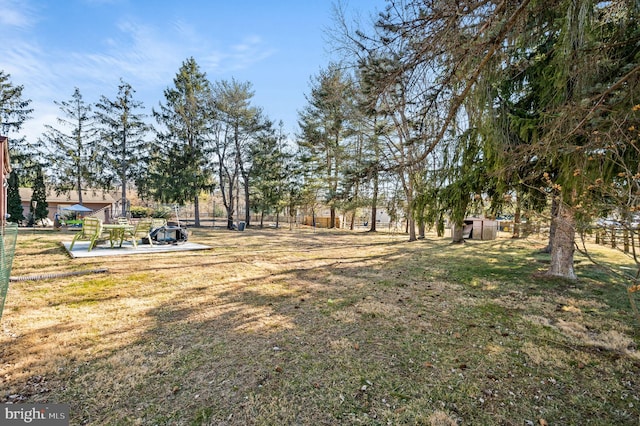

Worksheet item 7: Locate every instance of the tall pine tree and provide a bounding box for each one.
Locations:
[298,64,354,228]
[41,88,96,204]
[0,71,34,203]
[250,122,292,227]
[30,165,48,225]
[95,79,150,217]
[147,58,214,226]
[0,70,32,135]
[6,170,24,224]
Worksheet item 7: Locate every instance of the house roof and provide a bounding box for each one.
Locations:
[19,188,117,204]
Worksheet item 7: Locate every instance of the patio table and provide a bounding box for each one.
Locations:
[102,224,134,248]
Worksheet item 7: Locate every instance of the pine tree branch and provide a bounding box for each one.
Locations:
[412,0,532,165]
[565,62,640,139]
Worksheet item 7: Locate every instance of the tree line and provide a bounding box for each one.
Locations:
[292,0,640,288]
[302,0,640,288]
[298,0,640,287]
[1,58,296,229]
[1,0,639,289]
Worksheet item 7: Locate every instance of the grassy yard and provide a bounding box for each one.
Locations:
[1,227,639,425]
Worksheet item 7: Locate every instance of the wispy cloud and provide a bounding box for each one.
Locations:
[3,6,277,142]
[202,35,277,74]
[0,0,38,29]
[230,36,276,70]
[76,19,182,88]
[68,17,277,85]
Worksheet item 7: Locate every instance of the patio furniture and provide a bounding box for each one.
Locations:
[122,218,155,248]
[69,217,103,251]
[149,225,188,245]
[102,223,134,248]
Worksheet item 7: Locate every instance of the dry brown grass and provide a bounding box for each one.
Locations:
[1,227,639,425]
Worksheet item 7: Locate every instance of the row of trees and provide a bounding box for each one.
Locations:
[293,0,639,284]
[2,58,298,229]
[1,0,638,285]
[0,70,47,225]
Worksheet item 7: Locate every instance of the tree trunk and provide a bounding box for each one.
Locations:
[418,220,426,239]
[225,184,234,230]
[121,184,127,218]
[408,217,417,241]
[436,214,445,237]
[451,221,465,244]
[330,206,336,229]
[369,136,380,233]
[244,179,251,227]
[77,180,83,205]
[546,201,576,280]
[226,208,234,229]
[236,178,240,230]
[369,177,378,232]
[193,195,200,227]
[512,194,521,239]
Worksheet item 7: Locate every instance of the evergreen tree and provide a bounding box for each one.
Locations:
[31,165,48,224]
[351,66,394,234]
[362,53,436,241]
[0,70,35,190]
[282,153,306,230]
[340,0,639,279]
[298,64,355,228]
[250,122,292,227]
[41,88,96,204]
[481,0,640,278]
[148,57,213,226]
[0,70,33,138]
[6,170,24,224]
[95,79,150,217]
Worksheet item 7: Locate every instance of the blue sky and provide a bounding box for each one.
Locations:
[1,0,386,145]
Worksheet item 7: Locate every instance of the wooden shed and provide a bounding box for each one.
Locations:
[461,218,498,240]
[302,216,341,228]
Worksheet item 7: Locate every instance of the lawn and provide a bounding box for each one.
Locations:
[1,227,639,425]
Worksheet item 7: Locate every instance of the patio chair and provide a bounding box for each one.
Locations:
[123,218,155,248]
[116,217,130,225]
[69,217,103,251]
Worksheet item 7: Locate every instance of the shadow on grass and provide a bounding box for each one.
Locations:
[3,229,640,425]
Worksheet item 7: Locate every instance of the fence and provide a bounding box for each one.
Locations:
[591,226,637,253]
[0,223,18,321]
[302,216,341,228]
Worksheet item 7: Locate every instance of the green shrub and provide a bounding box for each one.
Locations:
[152,206,172,219]
[130,206,151,218]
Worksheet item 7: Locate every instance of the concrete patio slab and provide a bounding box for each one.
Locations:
[62,240,212,258]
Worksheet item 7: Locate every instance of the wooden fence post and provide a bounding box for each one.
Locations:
[623,229,629,253]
